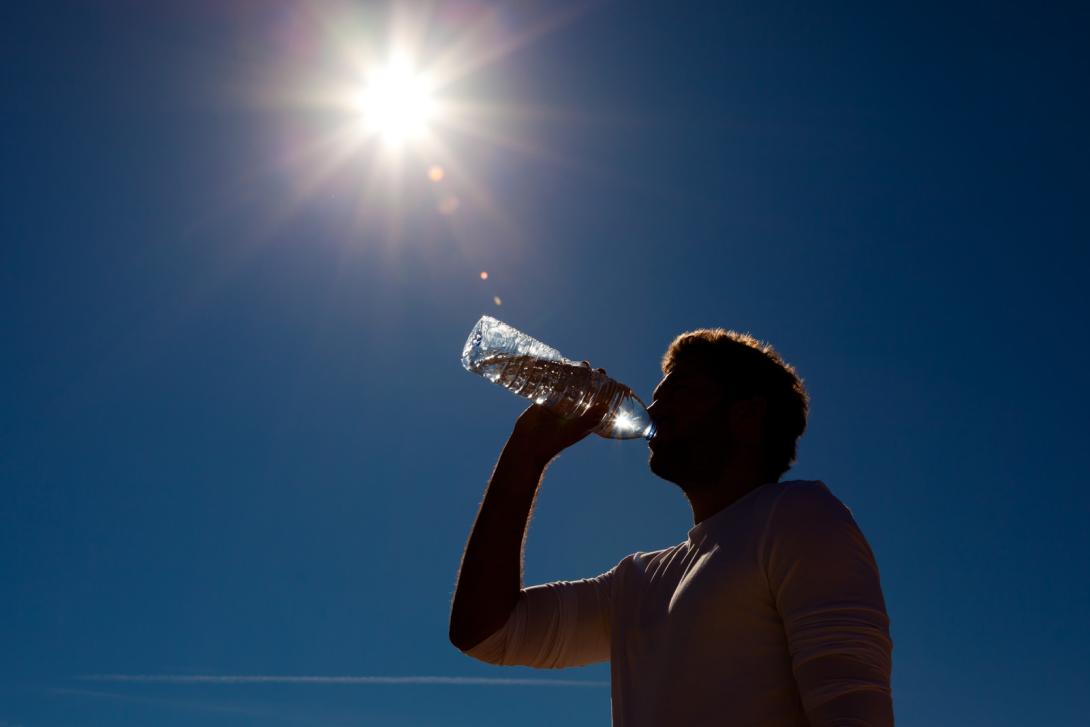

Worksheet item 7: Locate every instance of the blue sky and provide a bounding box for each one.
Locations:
[2,1,1088,725]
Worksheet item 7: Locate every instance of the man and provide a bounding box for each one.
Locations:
[449,329,893,726]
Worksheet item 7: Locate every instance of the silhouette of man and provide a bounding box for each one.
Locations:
[450,329,893,726]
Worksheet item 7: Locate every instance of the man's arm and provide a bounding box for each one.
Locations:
[764,483,894,727]
[449,399,606,652]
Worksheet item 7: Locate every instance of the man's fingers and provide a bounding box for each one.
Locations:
[579,360,608,376]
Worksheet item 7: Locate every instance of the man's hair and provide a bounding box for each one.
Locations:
[661,329,809,481]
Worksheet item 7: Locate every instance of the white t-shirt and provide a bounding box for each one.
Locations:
[465,480,893,726]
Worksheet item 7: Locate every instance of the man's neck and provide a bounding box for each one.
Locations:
[684,466,769,525]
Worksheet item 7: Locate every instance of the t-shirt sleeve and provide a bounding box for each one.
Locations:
[763,483,894,727]
[463,560,622,669]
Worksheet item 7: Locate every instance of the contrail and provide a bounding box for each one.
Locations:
[80,674,608,688]
[49,687,275,719]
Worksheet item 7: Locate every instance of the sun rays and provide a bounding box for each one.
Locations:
[250,2,606,260]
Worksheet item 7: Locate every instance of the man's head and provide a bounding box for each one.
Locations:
[647,329,809,488]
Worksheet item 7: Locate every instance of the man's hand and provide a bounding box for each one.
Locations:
[509,362,612,464]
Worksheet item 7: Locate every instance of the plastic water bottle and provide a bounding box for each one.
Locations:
[461,316,655,440]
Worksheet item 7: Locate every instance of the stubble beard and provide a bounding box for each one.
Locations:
[649,438,730,491]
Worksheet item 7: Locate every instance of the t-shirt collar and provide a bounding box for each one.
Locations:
[687,481,775,543]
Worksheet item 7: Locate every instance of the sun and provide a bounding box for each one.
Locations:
[359,58,435,146]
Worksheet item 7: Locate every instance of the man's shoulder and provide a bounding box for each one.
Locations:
[615,542,686,577]
[772,479,852,516]
[766,479,869,548]
[773,478,833,496]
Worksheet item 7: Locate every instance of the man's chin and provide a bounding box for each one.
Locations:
[648,449,680,483]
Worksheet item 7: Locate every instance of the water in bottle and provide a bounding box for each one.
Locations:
[461,316,655,440]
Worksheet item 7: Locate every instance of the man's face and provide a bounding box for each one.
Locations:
[646,362,732,486]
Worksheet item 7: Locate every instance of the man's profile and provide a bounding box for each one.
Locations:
[450,329,893,726]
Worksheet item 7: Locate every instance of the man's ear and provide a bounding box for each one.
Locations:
[728,395,767,445]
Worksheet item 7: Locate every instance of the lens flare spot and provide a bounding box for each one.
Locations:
[428,164,445,182]
[493,296,503,306]
[439,195,460,214]
[480,271,489,280]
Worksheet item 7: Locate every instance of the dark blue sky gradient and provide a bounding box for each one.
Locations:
[2,2,1088,725]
